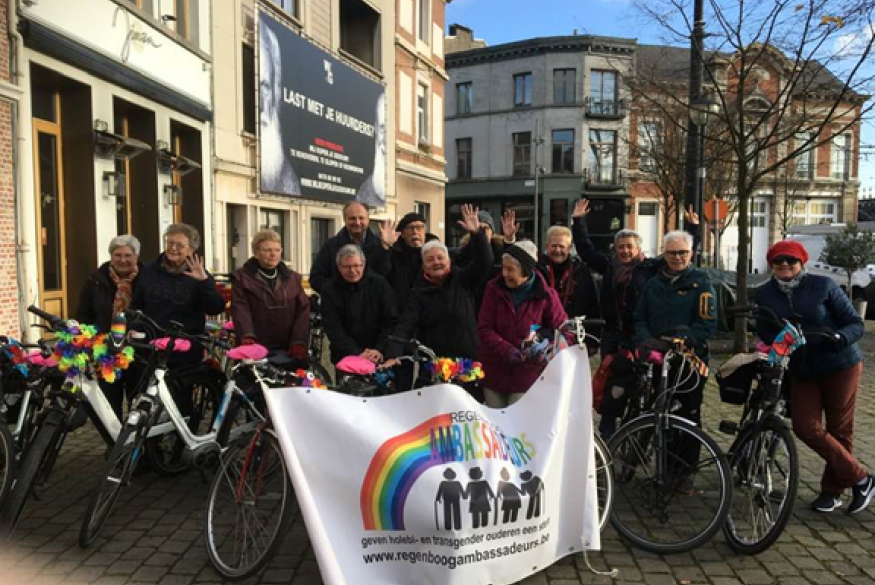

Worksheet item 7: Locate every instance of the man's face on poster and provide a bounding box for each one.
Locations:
[260,30,281,130]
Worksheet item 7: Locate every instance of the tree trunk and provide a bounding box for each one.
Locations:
[734,178,750,353]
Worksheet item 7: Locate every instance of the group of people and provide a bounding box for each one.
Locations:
[74,196,873,516]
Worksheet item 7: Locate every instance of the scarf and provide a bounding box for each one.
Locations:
[547,259,576,308]
[774,269,807,297]
[108,265,138,318]
[611,253,645,327]
[509,274,536,308]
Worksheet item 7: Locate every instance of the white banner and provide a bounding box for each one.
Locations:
[265,346,598,585]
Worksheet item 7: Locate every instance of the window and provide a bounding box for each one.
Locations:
[588,129,617,184]
[242,44,256,134]
[553,69,575,104]
[638,121,661,172]
[794,132,814,179]
[551,129,574,174]
[590,70,617,115]
[260,209,288,257]
[456,138,472,179]
[414,201,431,227]
[268,0,299,18]
[512,132,532,176]
[810,201,837,224]
[123,0,154,13]
[417,84,430,145]
[751,201,767,228]
[418,0,430,43]
[456,82,472,115]
[310,218,334,269]
[168,0,199,45]
[513,73,532,107]
[831,134,850,180]
[340,0,381,71]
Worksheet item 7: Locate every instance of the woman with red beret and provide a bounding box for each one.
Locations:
[755,240,873,514]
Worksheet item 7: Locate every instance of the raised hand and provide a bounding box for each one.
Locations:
[184,253,208,282]
[501,210,520,242]
[457,203,481,234]
[572,199,590,219]
[684,204,700,226]
[379,219,399,248]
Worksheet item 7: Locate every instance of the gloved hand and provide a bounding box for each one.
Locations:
[640,338,671,354]
[241,337,257,346]
[507,347,524,363]
[288,344,309,360]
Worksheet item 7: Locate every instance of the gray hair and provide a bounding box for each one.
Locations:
[164,223,201,250]
[335,244,366,265]
[614,229,643,247]
[109,234,141,256]
[663,230,693,249]
[421,239,449,258]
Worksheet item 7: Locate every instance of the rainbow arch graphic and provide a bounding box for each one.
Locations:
[360,413,453,530]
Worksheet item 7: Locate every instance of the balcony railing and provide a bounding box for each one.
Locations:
[584,97,627,119]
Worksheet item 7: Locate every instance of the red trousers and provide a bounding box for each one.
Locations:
[791,362,866,494]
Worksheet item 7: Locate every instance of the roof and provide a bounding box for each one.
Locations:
[446,34,637,68]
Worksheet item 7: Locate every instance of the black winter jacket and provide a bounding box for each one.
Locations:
[321,271,398,363]
[371,234,439,312]
[389,230,494,359]
[309,227,383,293]
[536,255,601,320]
[76,262,143,333]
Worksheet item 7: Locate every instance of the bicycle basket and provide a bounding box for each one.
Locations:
[716,353,759,405]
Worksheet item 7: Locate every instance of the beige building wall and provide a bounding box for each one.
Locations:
[212,0,398,278]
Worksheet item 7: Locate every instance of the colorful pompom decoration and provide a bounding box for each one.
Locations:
[1,338,29,378]
[52,321,134,391]
[428,357,485,383]
[294,368,327,389]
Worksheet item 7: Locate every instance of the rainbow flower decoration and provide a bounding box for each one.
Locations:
[52,321,134,391]
[294,369,327,389]
[428,357,485,383]
[1,339,29,377]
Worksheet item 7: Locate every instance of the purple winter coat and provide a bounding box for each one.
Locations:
[477,272,568,395]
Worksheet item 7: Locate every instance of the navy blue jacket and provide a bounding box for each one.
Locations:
[755,274,863,379]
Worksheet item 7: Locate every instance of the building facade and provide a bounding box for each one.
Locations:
[8,0,213,329]
[212,0,447,278]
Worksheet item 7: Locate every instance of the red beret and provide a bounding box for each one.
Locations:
[766,240,809,265]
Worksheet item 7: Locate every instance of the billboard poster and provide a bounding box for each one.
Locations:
[258,10,386,206]
[265,347,599,585]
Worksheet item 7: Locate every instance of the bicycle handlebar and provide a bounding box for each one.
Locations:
[28,305,66,331]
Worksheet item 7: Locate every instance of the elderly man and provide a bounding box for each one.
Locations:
[537,225,600,326]
[372,211,440,311]
[388,204,493,395]
[321,244,398,365]
[309,201,383,293]
[635,230,716,428]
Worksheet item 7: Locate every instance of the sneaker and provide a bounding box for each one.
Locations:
[811,492,842,513]
[848,475,875,515]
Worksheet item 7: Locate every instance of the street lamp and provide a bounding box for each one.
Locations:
[690,96,719,265]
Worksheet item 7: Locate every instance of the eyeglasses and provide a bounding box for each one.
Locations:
[771,256,801,266]
[665,250,691,257]
[165,240,190,250]
[404,224,426,232]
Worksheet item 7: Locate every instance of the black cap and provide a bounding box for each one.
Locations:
[396,212,427,232]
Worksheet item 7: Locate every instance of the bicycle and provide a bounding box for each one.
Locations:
[306,291,333,386]
[717,304,809,555]
[79,310,268,547]
[607,336,733,554]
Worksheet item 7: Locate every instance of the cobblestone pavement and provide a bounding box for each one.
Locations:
[2,326,875,585]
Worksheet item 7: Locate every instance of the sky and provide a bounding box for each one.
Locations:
[446,0,875,193]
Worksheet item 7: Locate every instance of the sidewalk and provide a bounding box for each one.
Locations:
[2,326,874,585]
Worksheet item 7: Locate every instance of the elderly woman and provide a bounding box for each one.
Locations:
[478,241,568,408]
[755,241,873,514]
[537,225,600,322]
[388,204,493,393]
[322,244,397,364]
[231,230,310,362]
[131,223,226,341]
[76,234,142,419]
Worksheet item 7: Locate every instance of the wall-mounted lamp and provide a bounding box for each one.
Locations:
[102,171,125,199]
[161,14,177,24]
[94,118,109,133]
[164,184,183,207]
[156,139,170,152]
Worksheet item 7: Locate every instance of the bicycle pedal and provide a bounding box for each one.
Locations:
[719,420,738,435]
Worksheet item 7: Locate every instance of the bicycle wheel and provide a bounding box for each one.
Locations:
[79,420,146,547]
[593,433,613,533]
[0,423,13,507]
[204,430,295,580]
[608,414,733,554]
[146,369,224,476]
[0,409,66,535]
[723,418,798,555]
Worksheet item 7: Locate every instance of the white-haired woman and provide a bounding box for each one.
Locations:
[477,240,568,408]
[75,234,143,419]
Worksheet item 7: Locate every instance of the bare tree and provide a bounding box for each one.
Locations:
[629,0,875,349]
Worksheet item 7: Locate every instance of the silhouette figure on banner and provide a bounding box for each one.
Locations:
[521,471,545,519]
[495,467,523,524]
[435,468,466,530]
[465,467,495,529]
